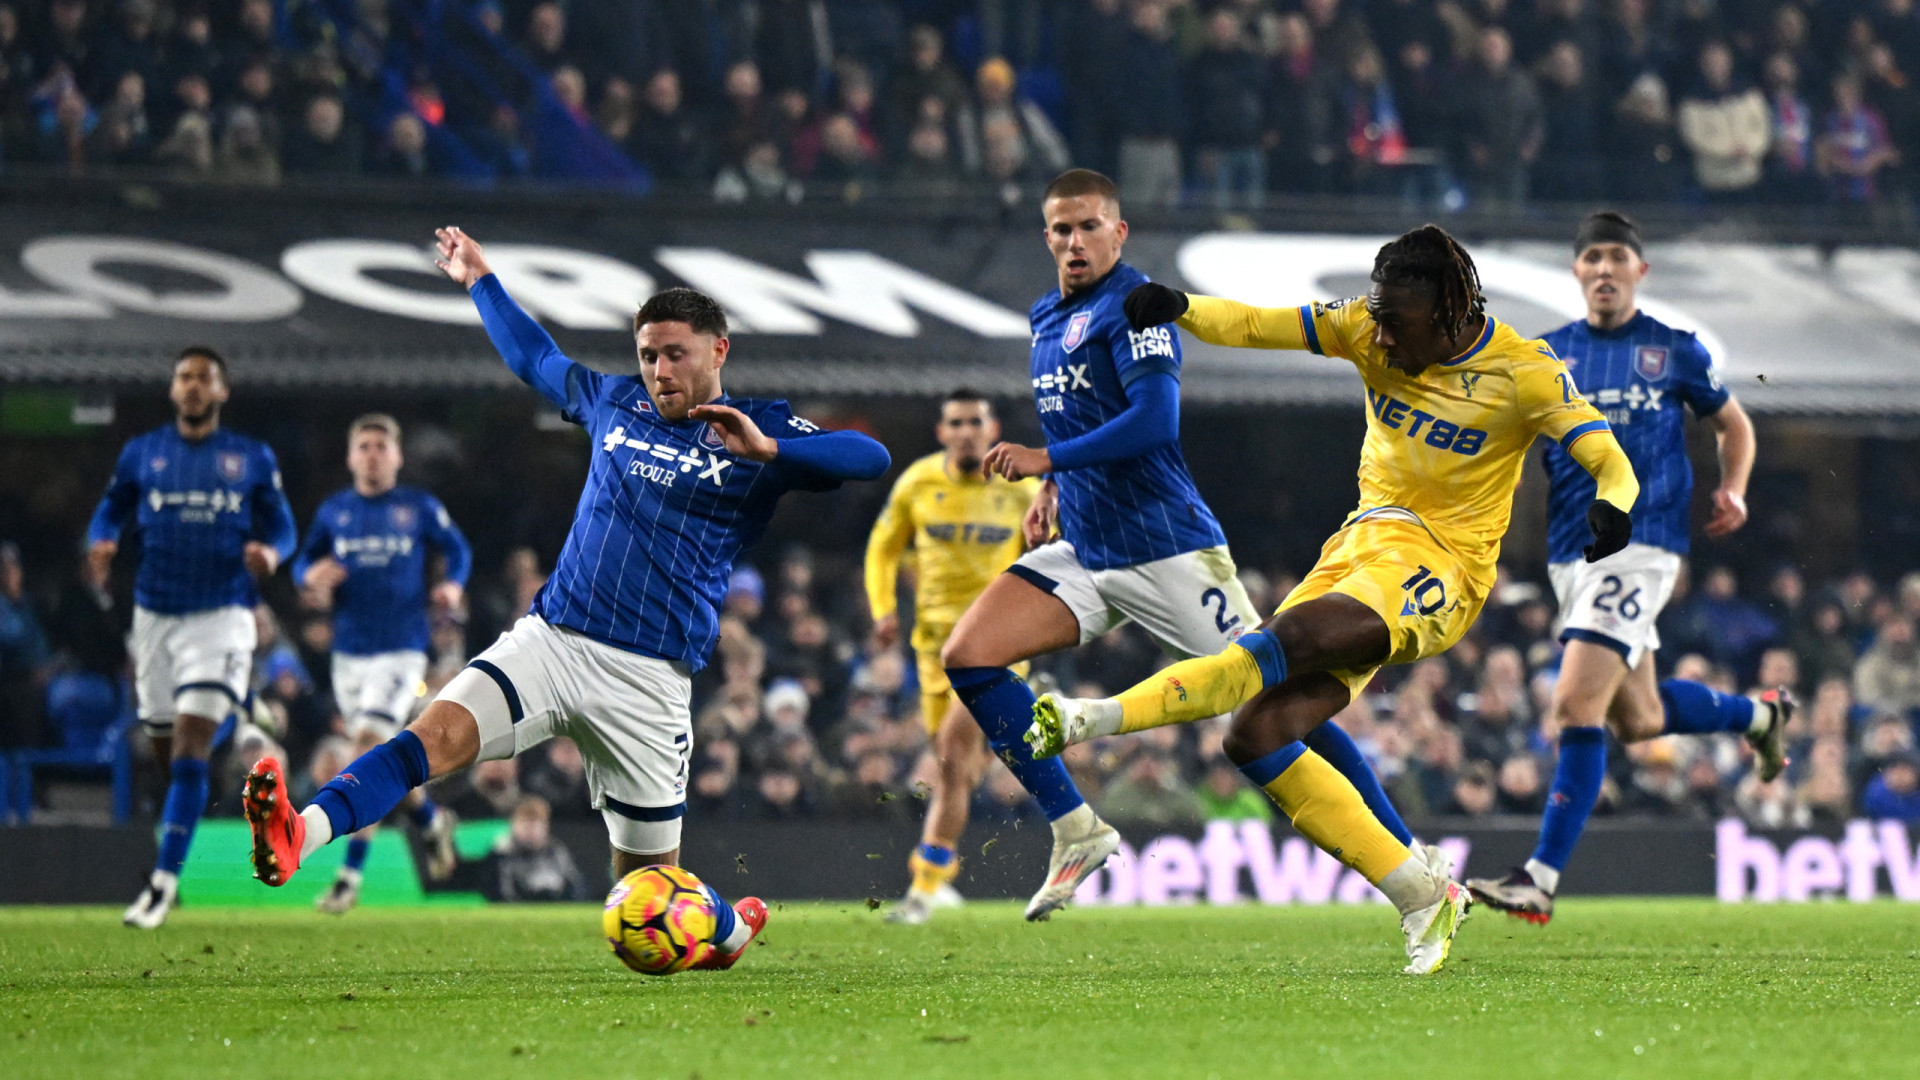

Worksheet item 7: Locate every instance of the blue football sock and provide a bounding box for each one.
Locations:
[1304,721,1414,846]
[343,836,371,873]
[946,666,1085,821]
[915,843,955,867]
[155,757,210,876]
[703,883,739,948]
[1659,679,1757,735]
[310,730,430,839]
[1531,726,1606,878]
[409,797,439,831]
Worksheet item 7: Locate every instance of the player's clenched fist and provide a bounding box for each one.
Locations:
[1123,283,1189,332]
[1582,500,1632,563]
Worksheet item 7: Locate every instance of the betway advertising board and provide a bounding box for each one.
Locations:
[5,818,1918,904]
[0,191,1915,413]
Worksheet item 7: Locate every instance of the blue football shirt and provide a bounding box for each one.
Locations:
[1541,312,1731,563]
[294,486,473,656]
[87,426,299,615]
[1028,263,1227,571]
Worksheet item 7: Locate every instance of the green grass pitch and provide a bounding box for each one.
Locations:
[3,900,1916,1079]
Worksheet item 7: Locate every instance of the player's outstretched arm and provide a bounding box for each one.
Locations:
[436,227,581,411]
[1565,430,1639,562]
[863,476,916,643]
[1124,283,1313,351]
[689,403,891,479]
[86,443,140,560]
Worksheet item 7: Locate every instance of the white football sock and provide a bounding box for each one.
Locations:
[1378,855,1445,916]
[149,869,179,892]
[299,806,333,860]
[1524,858,1561,896]
[1083,699,1123,739]
[1745,697,1770,736]
[1051,802,1097,841]
[717,914,752,953]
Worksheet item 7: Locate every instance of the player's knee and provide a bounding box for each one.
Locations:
[408,702,481,778]
[1221,718,1269,767]
[1548,697,1607,733]
[938,632,978,671]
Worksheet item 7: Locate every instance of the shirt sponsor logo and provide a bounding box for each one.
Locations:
[1635,346,1669,381]
[1366,389,1488,456]
[1126,325,1175,363]
[147,488,245,522]
[217,452,248,483]
[602,425,734,488]
[1062,310,1092,353]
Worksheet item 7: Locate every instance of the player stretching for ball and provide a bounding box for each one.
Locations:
[91,347,298,928]
[294,414,471,914]
[243,228,889,968]
[866,389,1042,924]
[945,169,1426,922]
[1028,225,1641,973]
[1465,212,1788,923]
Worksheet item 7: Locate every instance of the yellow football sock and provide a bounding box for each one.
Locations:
[1116,642,1265,733]
[909,848,959,896]
[1256,749,1412,886]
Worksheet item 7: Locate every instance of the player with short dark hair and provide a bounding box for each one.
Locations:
[1030,224,1641,972]
[294,413,473,913]
[242,227,890,970]
[941,169,1416,922]
[1466,212,1786,924]
[866,388,1042,923]
[90,348,298,928]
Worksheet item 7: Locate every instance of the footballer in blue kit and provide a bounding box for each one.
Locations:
[938,170,1419,922]
[1468,212,1792,923]
[242,226,889,971]
[88,347,298,928]
[294,414,473,913]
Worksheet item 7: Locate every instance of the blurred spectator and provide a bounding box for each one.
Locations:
[1196,755,1275,822]
[0,541,50,748]
[484,795,589,902]
[1266,13,1333,195]
[1818,73,1898,205]
[1664,566,1778,678]
[90,69,150,166]
[1796,736,1853,826]
[1456,27,1543,208]
[1334,45,1406,197]
[1762,52,1819,203]
[1495,754,1546,814]
[1607,71,1684,201]
[964,56,1069,188]
[1100,743,1203,828]
[1854,616,1920,715]
[1737,771,1809,828]
[1114,0,1184,207]
[1862,751,1920,820]
[282,93,361,176]
[519,737,591,819]
[216,103,279,185]
[883,24,966,158]
[1186,9,1267,209]
[441,757,522,818]
[371,111,432,178]
[84,0,158,104]
[1676,40,1769,200]
[1534,41,1601,199]
[630,69,711,191]
[1448,760,1498,815]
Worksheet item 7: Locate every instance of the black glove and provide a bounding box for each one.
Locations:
[1123,283,1189,332]
[1584,500,1632,563]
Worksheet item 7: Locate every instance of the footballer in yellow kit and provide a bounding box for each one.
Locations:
[1028,225,1639,974]
[865,389,1040,924]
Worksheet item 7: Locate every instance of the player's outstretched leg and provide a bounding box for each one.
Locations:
[889,697,984,925]
[1027,626,1288,756]
[248,703,475,886]
[1229,675,1470,974]
[125,710,221,929]
[689,888,769,970]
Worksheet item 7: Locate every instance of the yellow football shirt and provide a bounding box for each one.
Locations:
[1179,294,1635,587]
[864,453,1039,651]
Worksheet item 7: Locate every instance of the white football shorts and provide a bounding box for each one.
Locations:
[331,650,428,738]
[1549,543,1684,669]
[131,605,255,736]
[1009,542,1259,657]
[438,615,692,855]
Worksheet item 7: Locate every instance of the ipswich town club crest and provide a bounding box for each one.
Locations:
[1635,346,1669,380]
[217,452,247,483]
[1062,311,1092,353]
[389,504,417,531]
[701,425,727,450]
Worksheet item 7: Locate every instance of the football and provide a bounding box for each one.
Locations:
[601,865,718,976]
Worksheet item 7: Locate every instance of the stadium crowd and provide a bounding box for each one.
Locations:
[4,521,1920,831]
[0,0,1915,212]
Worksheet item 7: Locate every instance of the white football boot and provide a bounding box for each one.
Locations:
[316,869,362,915]
[1024,805,1121,921]
[422,807,459,882]
[1401,879,1473,975]
[122,871,179,930]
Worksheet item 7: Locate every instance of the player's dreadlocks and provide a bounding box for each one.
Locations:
[1371,224,1486,344]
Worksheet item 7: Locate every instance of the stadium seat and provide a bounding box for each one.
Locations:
[9,672,136,824]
